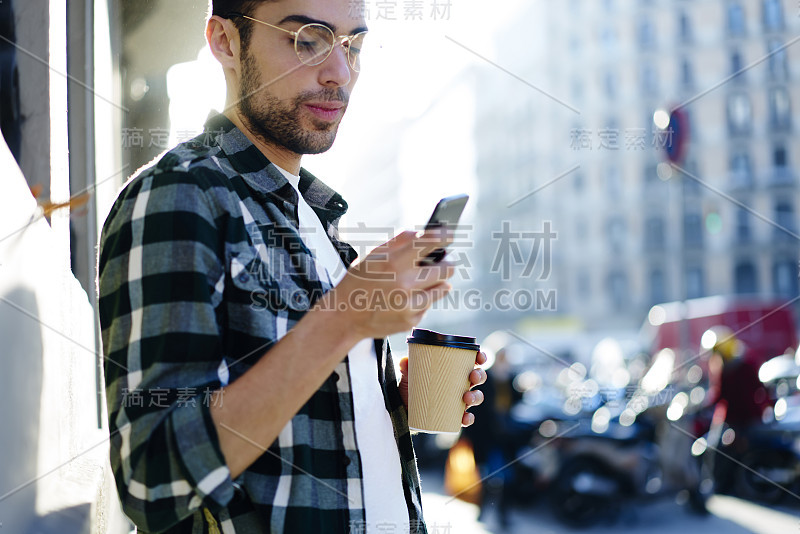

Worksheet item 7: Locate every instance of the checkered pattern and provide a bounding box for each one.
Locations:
[98,113,427,533]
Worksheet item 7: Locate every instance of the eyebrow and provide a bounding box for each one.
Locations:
[277,14,368,35]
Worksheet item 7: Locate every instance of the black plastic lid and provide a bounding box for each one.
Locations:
[406,328,480,351]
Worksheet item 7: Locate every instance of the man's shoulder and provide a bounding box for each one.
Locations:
[102,139,238,238]
[128,137,232,192]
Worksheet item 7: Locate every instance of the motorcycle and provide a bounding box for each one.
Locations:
[734,411,800,503]
[692,354,800,504]
[548,417,658,527]
[544,348,710,527]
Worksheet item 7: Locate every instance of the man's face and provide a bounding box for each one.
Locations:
[235,0,367,156]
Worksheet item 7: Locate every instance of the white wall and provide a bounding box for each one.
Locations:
[0,0,129,530]
[0,133,129,534]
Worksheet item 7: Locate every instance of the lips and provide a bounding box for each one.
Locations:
[304,102,345,121]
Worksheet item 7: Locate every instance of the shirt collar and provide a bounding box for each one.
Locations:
[204,111,349,219]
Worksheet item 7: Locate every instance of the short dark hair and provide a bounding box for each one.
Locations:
[209,0,262,18]
[209,1,265,50]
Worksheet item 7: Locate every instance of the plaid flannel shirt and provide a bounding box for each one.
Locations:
[98,112,427,533]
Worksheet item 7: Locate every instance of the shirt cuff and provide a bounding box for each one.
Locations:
[172,398,235,512]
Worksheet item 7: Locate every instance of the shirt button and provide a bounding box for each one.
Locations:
[332,372,340,382]
[237,272,250,283]
[341,455,351,466]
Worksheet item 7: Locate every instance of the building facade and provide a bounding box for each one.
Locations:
[472,0,800,336]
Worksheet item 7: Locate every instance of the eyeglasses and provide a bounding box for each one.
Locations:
[227,13,367,72]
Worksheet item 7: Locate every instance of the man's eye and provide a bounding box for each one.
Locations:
[297,40,317,50]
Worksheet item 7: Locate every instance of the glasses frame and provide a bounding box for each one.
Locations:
[227,12,367,72]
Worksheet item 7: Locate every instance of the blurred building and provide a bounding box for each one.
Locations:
[472,0,800,335]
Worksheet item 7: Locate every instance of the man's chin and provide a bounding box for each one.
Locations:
[300,137,337,155]
[298,126,340,155]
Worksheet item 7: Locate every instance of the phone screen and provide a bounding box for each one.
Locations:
[421,194,469,264]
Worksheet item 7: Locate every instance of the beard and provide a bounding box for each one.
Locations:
[237,49,349,155]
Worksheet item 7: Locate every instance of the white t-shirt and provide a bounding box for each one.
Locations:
[275,166,408,532]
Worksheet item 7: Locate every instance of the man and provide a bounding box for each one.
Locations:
[462,347,519,529]
[97,1,486,533]
[704,326,768,493]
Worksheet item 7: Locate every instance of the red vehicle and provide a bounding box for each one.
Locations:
[641,296,798,370]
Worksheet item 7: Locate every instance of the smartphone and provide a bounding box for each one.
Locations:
[420,194,469,264]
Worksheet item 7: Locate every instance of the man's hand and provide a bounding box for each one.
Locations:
[323,228,455,340]
[398,351,487,427]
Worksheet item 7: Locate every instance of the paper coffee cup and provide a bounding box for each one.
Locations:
[407,329,480,434]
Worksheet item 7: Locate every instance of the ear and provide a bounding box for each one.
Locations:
[206,15,240,71]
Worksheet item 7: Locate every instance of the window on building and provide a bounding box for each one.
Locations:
[763,0,784,31]
[727,92,752,135]
[649,269,666,305]
[641,64,658,93]
[679,11,692,42]
[607,271,629,311]
[681,58,693,89]
[731,50,744,79]
[775,201,796,240]
[574,171,585,192]
[769,87,791,130]
[774,145,789,168]
[682,178,703,197]
[606,165,622,197]
[601,26,618,51]
[736,208,752,242]
[607,216,626,252]
[772,144,793,185]
[644,162,660,184]
[684,213,704,248]
[773,261,799,297]
[605,71,617,99]
[638,17,655,49]
[768,39,788,80]
[734,262,759,294]
[644,216,666,252]
[686,267,705,299]
[682,159,702,196]
[730,151,753,188]
[727,2,746,36]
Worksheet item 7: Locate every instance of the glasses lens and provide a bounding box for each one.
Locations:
[295,24,334,66]
[346,32,367,72]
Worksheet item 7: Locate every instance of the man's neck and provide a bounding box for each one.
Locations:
[224,109,302,175]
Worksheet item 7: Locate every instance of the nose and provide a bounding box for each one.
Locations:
[318,41,352,87]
